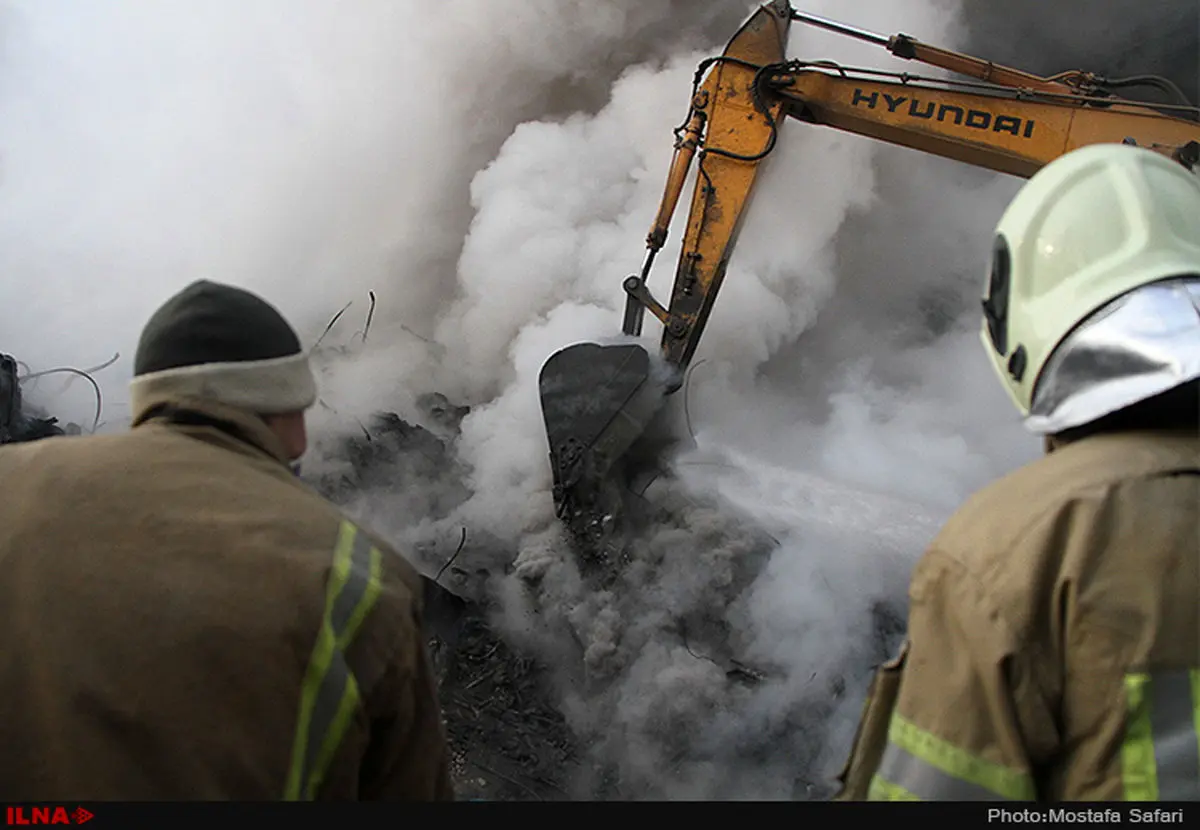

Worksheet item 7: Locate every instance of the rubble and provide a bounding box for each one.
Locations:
[0,353,68,444]
[432,613,579,801]
[313,395,473,514]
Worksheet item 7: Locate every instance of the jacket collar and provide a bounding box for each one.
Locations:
[130,391,294,467]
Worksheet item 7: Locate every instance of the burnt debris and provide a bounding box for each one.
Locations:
[0,353,67,445]
[311,393,915,801]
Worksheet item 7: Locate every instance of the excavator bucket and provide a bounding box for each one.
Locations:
[538,341,669,554]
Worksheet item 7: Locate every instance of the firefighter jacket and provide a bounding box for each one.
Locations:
[0,392,454,800]
[836,428,1199,801]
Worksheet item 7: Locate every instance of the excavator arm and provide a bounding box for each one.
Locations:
[626,3,1200,374]
[538,0,1200,558]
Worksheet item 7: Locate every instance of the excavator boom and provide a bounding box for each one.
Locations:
[537,0,1200,561]
[769,67,1200,179]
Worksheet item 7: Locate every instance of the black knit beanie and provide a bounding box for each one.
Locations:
[129,280,317,417]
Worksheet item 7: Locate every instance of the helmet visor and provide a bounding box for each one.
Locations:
[1026,276,1200,434]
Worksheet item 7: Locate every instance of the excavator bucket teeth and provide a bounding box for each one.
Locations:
[538,342,665,523]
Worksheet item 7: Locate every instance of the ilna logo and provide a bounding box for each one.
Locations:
[5,807,93,825]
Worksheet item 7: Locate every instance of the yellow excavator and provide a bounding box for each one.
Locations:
[537,1,1200,564]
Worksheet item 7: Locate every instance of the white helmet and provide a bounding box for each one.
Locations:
[981,143,1200,432]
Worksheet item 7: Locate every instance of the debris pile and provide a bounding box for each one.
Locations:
[0,353,68,444]
[433,613,579,801]
[308,390,913,800]
[313,395,473,514]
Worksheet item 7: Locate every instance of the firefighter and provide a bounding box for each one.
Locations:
[0,280,454,801]
[835,143,1200,801]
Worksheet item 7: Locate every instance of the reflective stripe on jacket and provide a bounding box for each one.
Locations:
[285,519,384,800]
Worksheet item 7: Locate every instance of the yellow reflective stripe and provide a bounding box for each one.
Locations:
[1122,669,1200,801]
[1193,671,1200,788]
[1123,674,1157,800]
[283,521,384,801]
[868,714,1036,801]
[334,536,383,653]
[867,775,919,801]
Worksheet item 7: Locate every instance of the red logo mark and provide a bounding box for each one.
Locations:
[4,806,93,825]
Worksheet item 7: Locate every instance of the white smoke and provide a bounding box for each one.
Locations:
[400,0,1041,798]
[2,0,1113,800]
[0,0,748,426]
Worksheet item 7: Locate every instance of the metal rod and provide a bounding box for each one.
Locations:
[621,284,645,337]
[790,10,890,47]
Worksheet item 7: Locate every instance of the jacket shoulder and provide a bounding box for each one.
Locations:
[932,430,1198,560]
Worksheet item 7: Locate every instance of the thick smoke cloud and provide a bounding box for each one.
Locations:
[2,0,1194,800]
[964,0,1198,106]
